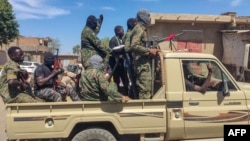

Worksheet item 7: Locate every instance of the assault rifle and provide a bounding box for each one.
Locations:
[18,70,35,98]
[54,49,60,69]
[146,38,164,97]
[146,37,167,48]
[147,30,203,97]
[148,30,203,50]
[111,45,137,99]
[53,49,64,90]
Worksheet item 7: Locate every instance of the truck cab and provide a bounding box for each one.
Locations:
[5,51,250,141]
[158,52,250,140]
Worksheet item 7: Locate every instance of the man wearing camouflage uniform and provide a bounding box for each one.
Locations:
[79,54,130,102]
[0,46,39,103]
[125,9,159,99]
[81,14,111,69]
[123,18,138,98]
[124,18,137,51]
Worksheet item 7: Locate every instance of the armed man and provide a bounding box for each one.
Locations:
[81,14,112,70]
[34,52,81,102]
[124,9,160,99]
[0,46,39,103]
[123,18,138,98]
[109,25,129,95]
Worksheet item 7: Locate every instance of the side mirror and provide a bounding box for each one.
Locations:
[222,80,230,96]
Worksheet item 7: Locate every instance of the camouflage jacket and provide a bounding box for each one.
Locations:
[0,60,24,103]
[81,26,111,58]
[125,23,150,56]
[123,29,132,53]
[79,68,123,101]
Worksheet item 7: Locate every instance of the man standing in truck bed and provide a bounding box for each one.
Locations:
[125,9,159,99]
[81,14,111,69]
[109,25,128,95]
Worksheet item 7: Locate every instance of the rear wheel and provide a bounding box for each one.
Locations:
[72,128,116,141]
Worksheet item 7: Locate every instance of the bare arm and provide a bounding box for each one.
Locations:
[36,69,59,86]
[193,64,213,93]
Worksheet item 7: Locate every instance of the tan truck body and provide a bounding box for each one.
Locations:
[5,51,250,141]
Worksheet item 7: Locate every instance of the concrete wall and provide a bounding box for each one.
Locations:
[148,22,225,60]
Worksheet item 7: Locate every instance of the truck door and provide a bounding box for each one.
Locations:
[182,59,248,139]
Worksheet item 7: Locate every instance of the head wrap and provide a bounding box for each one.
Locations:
[86,15,98,30]
[127,18,137,30]
[89,54,103,70]
[136,9,151,26]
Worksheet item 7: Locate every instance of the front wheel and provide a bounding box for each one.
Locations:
[72,128,117,141]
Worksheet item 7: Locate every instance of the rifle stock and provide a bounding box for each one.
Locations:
[125,53,137,99]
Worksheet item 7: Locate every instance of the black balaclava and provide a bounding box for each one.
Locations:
[127,18,137,30]
[86,15,98,31]
[44,52,54,68]
[136,9,151,26]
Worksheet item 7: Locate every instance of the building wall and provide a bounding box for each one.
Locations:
[147,19,250,82]
[148,22,225,60]
[58,55,79,68]
[0,36,50,64]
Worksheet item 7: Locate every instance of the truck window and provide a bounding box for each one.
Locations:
[182,60,237,92]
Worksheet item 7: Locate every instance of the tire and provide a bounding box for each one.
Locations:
[72,128,117,141]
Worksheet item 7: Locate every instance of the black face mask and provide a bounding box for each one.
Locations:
[44,59,54,68]
[86,15,98,31]
[44,56,54,68]
[44,52,55,68]
[127,18,136,30]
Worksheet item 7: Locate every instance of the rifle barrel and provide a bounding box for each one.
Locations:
[182,30,203,32]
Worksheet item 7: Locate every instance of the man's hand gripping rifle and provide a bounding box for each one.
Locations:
[111,45,138,99]
[146,37,165,97]
[18,69,35,98]
[53,49,64,90]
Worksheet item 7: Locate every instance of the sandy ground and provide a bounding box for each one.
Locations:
[0,96,8,141]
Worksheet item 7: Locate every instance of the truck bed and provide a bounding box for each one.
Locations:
[6,99,167,139]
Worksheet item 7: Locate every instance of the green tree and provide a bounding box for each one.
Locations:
[72,44,80,55]
[0,0,19,46]
[101,37,110,47]
[48,38,61,54]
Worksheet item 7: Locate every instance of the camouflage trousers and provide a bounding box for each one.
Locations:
[56,86,81,101]
[134,56,152,99]
[36,88,62,102]
[6,93,40,103]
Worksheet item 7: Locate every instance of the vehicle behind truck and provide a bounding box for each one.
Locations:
[5,51,250,141]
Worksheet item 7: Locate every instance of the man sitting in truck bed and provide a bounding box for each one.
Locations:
[0,46,39,103]
[79,54,130,102]
[34,52,81,102]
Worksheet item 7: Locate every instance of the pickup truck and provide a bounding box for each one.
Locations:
[5,51,250,141]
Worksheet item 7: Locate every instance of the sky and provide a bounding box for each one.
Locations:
[8,0,249,54]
